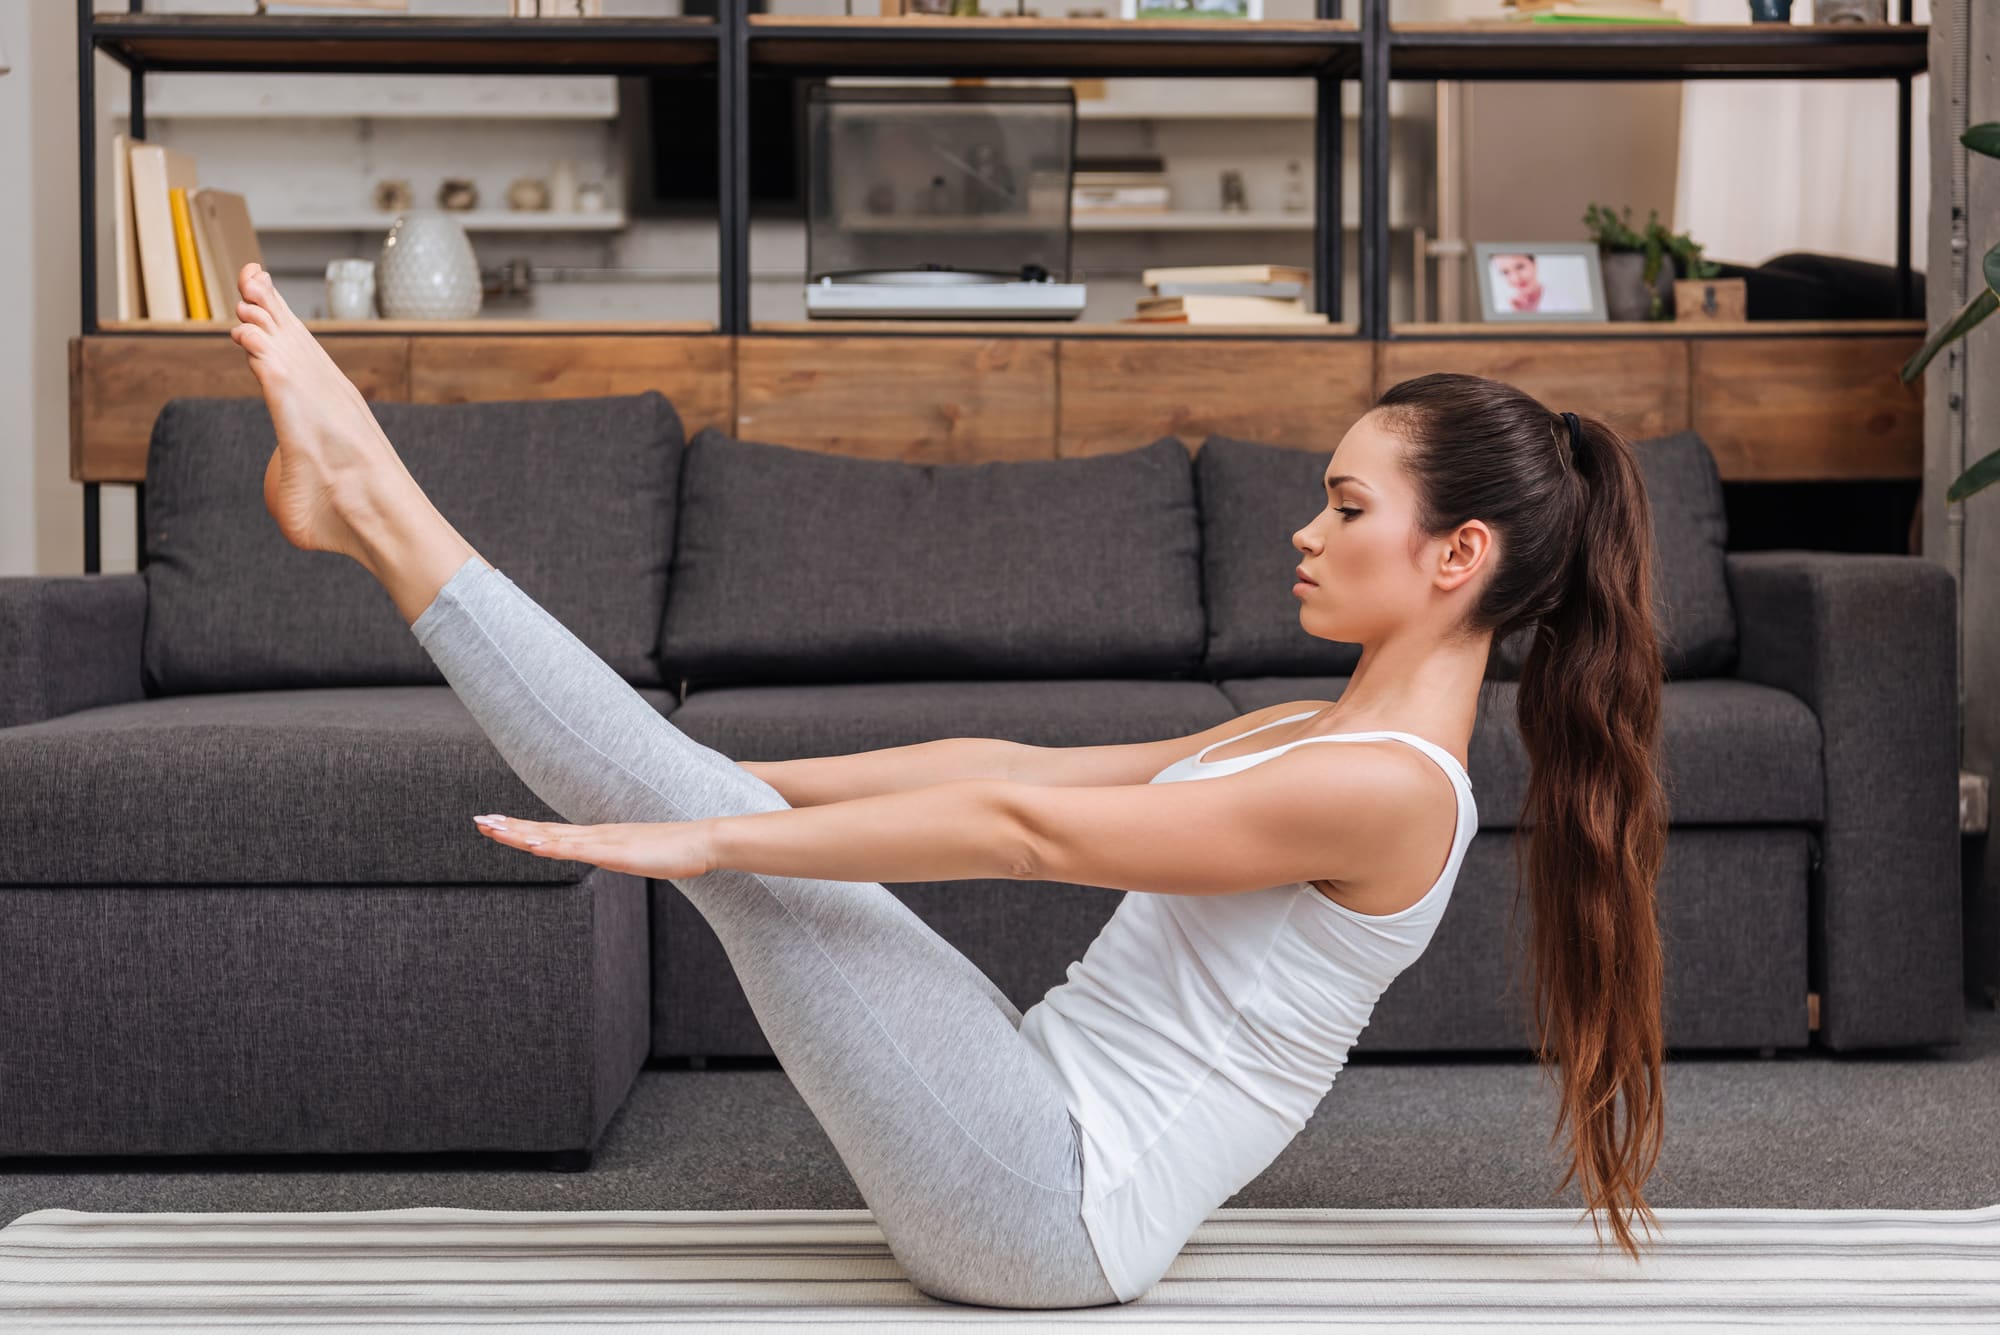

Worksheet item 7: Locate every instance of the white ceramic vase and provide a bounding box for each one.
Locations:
[376,210,482,320]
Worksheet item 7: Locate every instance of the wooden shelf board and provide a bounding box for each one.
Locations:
[92,319,1917,339]
[747,15,1361,77]
[1387,21,1926,80]
[750,319,1359,337]
[87,13,717,74]
[1391,319,1927,337]
[96,318,718,335]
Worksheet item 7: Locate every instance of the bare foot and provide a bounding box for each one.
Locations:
[228,261,425,562]
[228,262,489,625]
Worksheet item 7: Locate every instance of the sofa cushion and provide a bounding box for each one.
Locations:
[1193,435,1364,680]
[1195,429,1737,681]
[0,686,676,885]
[1216,675,1822,826]
[658,429,1206,689]
[141,392,684,694]
[667,676,1242,759]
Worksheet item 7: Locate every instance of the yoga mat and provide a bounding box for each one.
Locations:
[4,1203,1998,1330]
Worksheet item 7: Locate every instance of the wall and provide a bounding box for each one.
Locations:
[1926,1,1998,1004]
[0,2,92,577]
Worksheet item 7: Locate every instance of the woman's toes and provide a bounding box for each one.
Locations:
[231,322,270,357]
[257,272,300,324]
[237,298,276,331]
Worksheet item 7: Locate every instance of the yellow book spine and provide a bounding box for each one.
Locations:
[168,187,210,321]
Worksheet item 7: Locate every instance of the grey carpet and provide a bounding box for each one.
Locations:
[4,1003,1994,1223]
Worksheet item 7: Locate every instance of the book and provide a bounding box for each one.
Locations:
[1144,293,1312,317]
[168,187,210,321]
[1517,11,1685,21]
[1136,293,1312,321]
[128,142,199,322]
[185,187,232,323]
[1074,187,1171,212]
[1124,311,1332,326]
[1504,0,1682,21]
[1506,0,1670,11]
[1141,264,1310,288]
[191,190,264,318]
[1151,278,1307,299]
[109,132,144,320]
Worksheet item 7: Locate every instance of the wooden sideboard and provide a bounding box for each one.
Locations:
[70,321,1926,484]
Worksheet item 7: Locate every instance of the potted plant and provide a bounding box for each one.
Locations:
[1583,202,1723,321]
[1901,121,2000,505]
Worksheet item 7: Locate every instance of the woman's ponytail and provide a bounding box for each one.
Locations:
[1372,375,1671,1261]
[1511,410,1670,1261]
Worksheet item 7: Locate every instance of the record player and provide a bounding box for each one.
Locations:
[804,85,1086,320]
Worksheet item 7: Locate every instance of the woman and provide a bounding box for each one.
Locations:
[226,262,1667,1308]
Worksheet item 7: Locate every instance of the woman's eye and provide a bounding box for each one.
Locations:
[1336,506,1361,520]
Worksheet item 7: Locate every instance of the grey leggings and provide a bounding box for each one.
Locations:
[408,555,1123,1311]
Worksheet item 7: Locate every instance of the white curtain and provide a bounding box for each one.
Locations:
[1671,0,1930,270]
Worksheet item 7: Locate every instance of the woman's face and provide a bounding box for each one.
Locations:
[1291,412,1480,644]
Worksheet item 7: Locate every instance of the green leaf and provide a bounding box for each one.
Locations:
[1986,238,2000,297]
[1947,446,2000,504]
[1900,286,1998,382]
[1963,122,2000,159]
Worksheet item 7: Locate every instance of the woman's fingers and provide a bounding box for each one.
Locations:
[468,817,711,881]
[472,813,579,852]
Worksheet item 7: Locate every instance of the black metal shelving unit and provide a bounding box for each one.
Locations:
[74,0,1928,572]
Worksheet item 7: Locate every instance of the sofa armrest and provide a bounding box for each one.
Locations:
[1724,550,1962,1051]
[0,573,149,729]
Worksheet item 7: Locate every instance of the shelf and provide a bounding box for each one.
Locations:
[110,102,618,122]
[90,318,1914,340]
[830,210,1332,233]
[252,210,626,234]
[747,16,1361,78]
[1074,211,1313,232]
[1387,21,1926,81]
[1389,319,1928,337]
[95,318,717,334]
[87,14,717,75]
[750,320,1360,337]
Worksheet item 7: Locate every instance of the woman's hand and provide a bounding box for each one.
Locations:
[471,813,715,880]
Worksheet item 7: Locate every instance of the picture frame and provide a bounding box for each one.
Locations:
[1473,241,1608,323]
[1120,0,1263,20]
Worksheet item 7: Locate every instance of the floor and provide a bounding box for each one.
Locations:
[4,1002,1995,1224]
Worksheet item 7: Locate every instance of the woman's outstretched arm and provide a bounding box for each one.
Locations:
[741,736,1025,808]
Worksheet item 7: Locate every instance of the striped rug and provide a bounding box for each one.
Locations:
[3,1203,1997,1330]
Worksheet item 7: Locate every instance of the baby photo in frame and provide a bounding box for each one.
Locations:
[1474,242,1608,322]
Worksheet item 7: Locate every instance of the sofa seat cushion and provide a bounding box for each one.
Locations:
[1195,429,1736,682]
[668,678,1243,761]
[1217,676,1823,826]
[141,392,684,695]
[0,686,676,885]
[659,430,1206,690]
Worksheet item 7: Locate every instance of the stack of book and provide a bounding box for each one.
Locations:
[1125,265,1328,326]
[1073,157,1170,216]
[1500,0,1683,22]
[110,134,264,323]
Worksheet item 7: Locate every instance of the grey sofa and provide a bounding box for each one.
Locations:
[0,390,1964,1166]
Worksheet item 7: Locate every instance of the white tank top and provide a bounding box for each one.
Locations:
[1017,711,1476,1303]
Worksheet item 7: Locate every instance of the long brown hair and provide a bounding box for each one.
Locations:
[1371,372,1669,1261]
